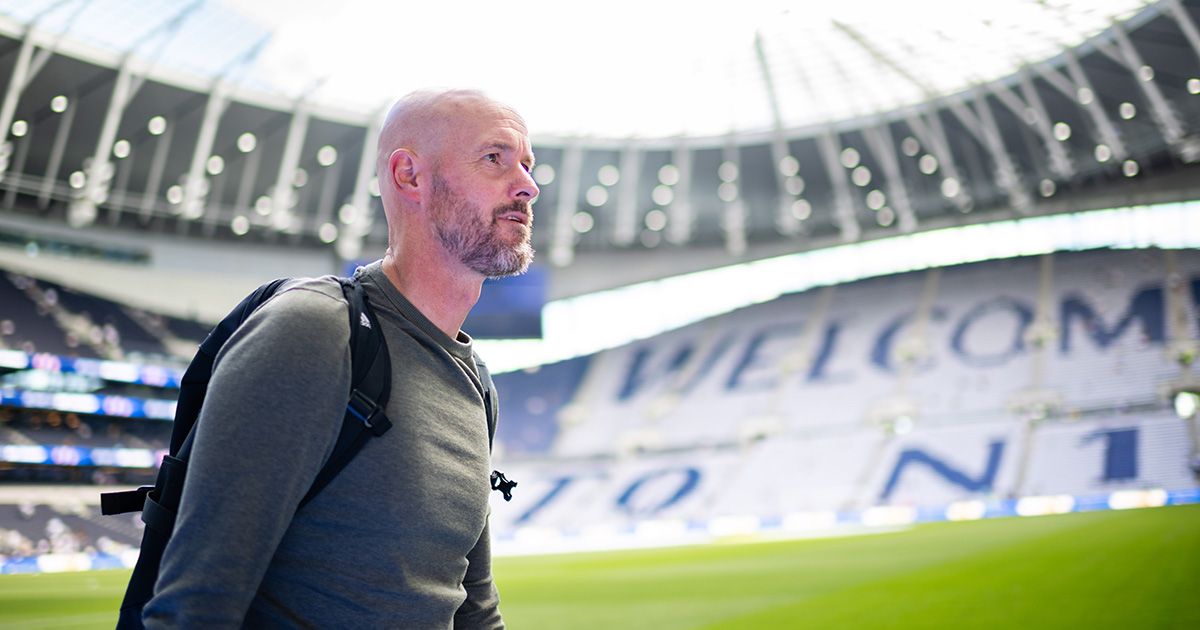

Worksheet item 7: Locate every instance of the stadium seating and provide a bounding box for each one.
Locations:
[0,267,209,363]
[1,248,1198,558]
[483,248,1200,532]
[0,273,96,358]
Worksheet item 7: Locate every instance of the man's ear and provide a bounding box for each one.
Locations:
[389,149,421,201]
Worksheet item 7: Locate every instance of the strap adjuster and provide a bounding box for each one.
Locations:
[347,389,391,436]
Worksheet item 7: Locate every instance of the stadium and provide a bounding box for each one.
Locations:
[1,0,1199,627]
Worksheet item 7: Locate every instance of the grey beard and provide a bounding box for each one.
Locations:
[432,180,535,277]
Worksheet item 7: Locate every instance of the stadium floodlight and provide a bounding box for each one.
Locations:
[532,163,555,185]
[237,132,257,153]
[1174,390,1199,420]
[597,164,620,186]
[147,116,166,136]
[790,199,812,221]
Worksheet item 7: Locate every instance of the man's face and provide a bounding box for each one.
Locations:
[427,101,538,278]
[430,172,533,278]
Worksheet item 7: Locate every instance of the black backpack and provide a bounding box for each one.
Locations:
[100,276,516,629]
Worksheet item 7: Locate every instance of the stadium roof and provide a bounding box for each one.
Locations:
[0,0,1199,293]
[0,0,1153,138]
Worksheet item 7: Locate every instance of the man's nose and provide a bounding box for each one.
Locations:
[513,166,539,201]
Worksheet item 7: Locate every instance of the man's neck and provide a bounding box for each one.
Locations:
[380,248,483,341]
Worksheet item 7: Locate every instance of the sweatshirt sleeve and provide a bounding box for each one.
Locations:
[453,521,504,629]
[143,286,351,628]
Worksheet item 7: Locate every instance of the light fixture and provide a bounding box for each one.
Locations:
[147,116,167,136]
[237,132,257,153]
[778,155,800,176]
[840,147,861,169]
[533,163,556,185]
[318,222,338,243]
[1174,390,1199,419]
[658,164,680,186]
[572,211,595,233]
[940,177,960,198]
[785,176,805,196]
[866,189,886,210]
[790,199,812,220]
[585,185,608,206]
[718,161,738,182]
[652,185,674,206]
[1039,179,1056,197]
[598,165,620,186]
[644,209,667,231]
[851,166,871,187]
[317,145,338,167]
[918,154,938,175]
[718,182,738,202]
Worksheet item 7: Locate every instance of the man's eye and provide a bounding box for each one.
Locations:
[485,153,500,164]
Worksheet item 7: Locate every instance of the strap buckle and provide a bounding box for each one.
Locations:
[347,388,391,436]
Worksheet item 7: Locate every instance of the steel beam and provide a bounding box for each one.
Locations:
[270,105,311,231]
[1033,54,1127,161]
[1166,0,1200,66]
[905,108,972,211]
[315,154,343,230]
[947,93,1032,214]
[1109,20,1186,147]
[550,142,583,266]
[752,31,800,236]
[234,144,262,220]
[815,130,860,242]
[0,0,92,150]
[181,82,230,220]
[72,54,147,227]
[992,70,1073,179]
[613,144,642,246]
[0,30,38,154]
[39,97,75,211]
[139,123,174,221]
[861,122,917,232]
[2,121,31,209]
[666,141,692,245]
[337,106,385,261]
[720,139,746,256]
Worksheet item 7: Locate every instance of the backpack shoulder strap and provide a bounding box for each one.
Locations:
[170,277,292,455]
[298,276,392,509]
[100,277,291,517]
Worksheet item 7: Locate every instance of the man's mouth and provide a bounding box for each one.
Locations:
[497,209,531,226]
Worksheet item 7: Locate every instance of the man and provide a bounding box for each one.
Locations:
[143,89,538,628]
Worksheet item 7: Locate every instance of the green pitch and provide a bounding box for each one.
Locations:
[1,505,1197,629]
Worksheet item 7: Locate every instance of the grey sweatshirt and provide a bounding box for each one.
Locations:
[143,261,503,629]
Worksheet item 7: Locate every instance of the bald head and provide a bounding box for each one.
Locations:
[376,89,524,181]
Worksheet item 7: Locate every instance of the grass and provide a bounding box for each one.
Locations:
[1,505,1197,629]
